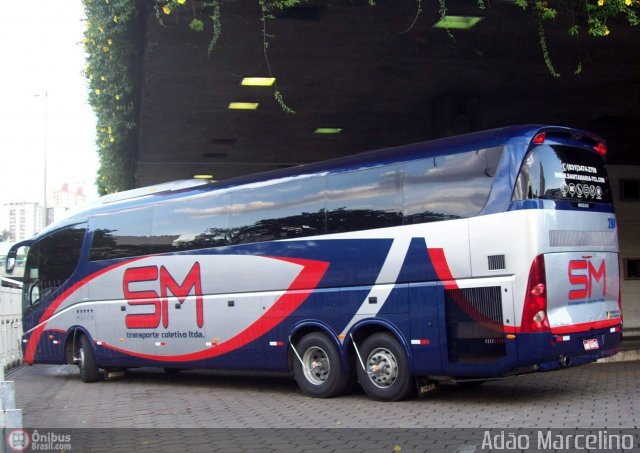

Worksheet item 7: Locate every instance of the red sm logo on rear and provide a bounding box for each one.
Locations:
[568,259,606,300]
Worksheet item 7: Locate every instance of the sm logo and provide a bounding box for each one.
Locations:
[122,262,203,329]
[568,259,606,300]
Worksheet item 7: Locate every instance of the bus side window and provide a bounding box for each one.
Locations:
[153,193,231,250]
[229,177,326,244]
[403,147,503,224]
[89,208,154,260]
[326,166,403,234]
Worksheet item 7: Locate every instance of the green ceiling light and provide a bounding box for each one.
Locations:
[193,174,214,180]
[314,128,342,134]
[241,77,276,86]
[432,16,483,30]
[228,102,259,110]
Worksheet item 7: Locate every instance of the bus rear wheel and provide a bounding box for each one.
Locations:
[293,332,349,398]
[78,335,101,383]
[356,333,413,401]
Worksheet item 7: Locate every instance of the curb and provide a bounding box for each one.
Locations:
[598,350,640,363]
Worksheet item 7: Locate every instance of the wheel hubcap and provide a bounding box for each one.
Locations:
[302,346,330,385]
[366,347,399,389]
[78,347,86,371]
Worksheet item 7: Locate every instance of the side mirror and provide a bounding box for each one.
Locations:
[4,241,32,275]
[5,250,17,274]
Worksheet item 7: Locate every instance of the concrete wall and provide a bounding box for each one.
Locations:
[608,165,640,335]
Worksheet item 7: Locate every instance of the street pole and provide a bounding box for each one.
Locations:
[43,91,48,228]
[34,92,49,228]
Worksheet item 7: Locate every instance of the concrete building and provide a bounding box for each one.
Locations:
[609,166,640,334]
[2,202,41,243]
[48,183,88,225]
[52,183,86,210]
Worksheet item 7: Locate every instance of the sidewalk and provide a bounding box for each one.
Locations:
[599,336,640,363]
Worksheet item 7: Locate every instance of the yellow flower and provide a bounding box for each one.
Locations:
[95,89,102,95]
[113,15,119,23]
[597,0,604,5]
[102,46,110,53]
[107,39,113,45]
[604,27,610,35]
[109,137,115,143]
[177,0,186,4]
[625,0,632,5]
[162,4,171,14]
[98,26,104,33]
[115,94,121,100]
[100,75,106,81]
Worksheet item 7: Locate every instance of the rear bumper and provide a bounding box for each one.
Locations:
[516,324,622,371]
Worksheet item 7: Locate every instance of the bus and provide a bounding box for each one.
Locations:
[5,125,621,401]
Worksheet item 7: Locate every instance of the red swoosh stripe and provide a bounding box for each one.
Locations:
[101,256,329,363]
[24,257,148,364]
[428,247,502,330]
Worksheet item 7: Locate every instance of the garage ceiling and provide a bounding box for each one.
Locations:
[133,0,640,187]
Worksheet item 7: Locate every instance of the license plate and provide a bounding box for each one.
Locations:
[583,338,599,351]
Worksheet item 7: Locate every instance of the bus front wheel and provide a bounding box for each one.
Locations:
[356,333,413,401]
[78,335,101,383]
[293,332,349,398]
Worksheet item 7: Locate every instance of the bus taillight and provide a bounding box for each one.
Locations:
[532,132,546,145]
[521,255,550,333]
[594,142,607,157]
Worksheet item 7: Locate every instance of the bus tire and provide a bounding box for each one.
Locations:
[356,332,413,401]
[293,332,349,398]
[78,335,101,383]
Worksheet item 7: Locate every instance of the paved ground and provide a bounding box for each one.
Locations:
[6,360,640,451]
[8,360,640,429]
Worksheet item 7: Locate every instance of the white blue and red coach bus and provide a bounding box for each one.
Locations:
[5,125,622,401]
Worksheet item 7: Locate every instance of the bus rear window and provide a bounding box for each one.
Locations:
[512,144,612,204]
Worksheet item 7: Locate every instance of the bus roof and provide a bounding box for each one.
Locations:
[35,124,601,238]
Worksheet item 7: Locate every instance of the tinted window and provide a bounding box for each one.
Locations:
[327,166,402,233]
[90,208,156,260]
[512,145,612,204]
[403,147,503,224]
[153,194,231,250]
[230,177,326,244]
[23,225,86,307]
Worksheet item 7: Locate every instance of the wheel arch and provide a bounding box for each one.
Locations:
[287,321,344,372]
[63,326,97,365]
[345,319,415,374]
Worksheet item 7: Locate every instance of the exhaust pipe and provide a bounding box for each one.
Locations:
[559,355,571,367]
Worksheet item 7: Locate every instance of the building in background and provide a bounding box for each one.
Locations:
[1,184,88,244]
[1,202,41,243]
[53,183,86,210]
[48,183,88,225]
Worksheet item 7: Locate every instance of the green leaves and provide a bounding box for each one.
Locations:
[83,0,137,194]
[534,1,557,20]
[189,18,204,31]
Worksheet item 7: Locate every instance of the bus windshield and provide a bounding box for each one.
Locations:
[512,144,612,205]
